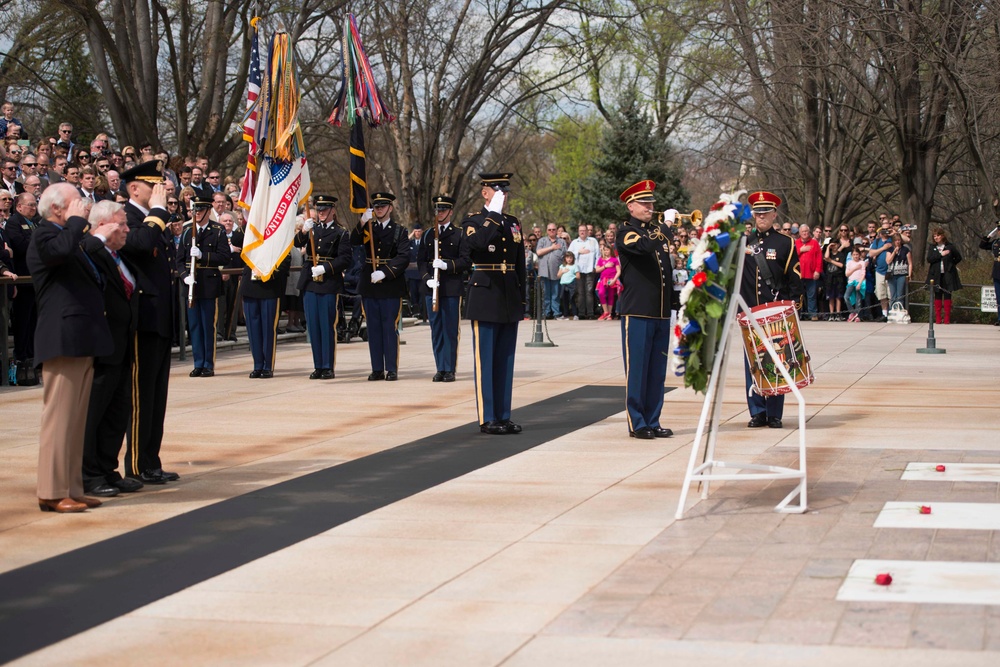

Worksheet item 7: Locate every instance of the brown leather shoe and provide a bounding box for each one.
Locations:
[38,498,88,513]
[71,496,103,509]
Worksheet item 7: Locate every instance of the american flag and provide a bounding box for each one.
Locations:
[238,16,262,210]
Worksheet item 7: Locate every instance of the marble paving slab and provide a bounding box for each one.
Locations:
[901,462,1000,483]
[874,502,1000,531]
[837,559,1000,605]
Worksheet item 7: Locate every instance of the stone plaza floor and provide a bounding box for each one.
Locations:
[1,318,998,665]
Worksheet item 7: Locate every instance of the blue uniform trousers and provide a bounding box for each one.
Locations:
[744,354,785,419]
[244,296,279,371]
[621,315,670,432]
[471,321,518,424]
[425,295,460,373]
[188,298,218,370]
[362,297,401,373]
[303,292,339,371]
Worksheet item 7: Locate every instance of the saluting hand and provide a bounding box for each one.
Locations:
[149,183,167,210]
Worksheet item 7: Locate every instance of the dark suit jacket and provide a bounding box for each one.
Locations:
[26,216,113,365]
[3,210,35,274]
[83,236,143,366]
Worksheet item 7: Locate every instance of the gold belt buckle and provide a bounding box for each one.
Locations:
[501,261,507,273]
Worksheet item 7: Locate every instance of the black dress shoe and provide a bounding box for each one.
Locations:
[111,477,143,493]
[85,483,120,497]
[201,369,215,377]
[309,369,323,379]
[189,368,203,377]
[501,420,522,434]
[630,428,655,439]
[368,371,385,381]
[747,413,768,428]
[480,421,507,435]
[131,470,167,485]
[768,417,783,429]
[249,370,262,379]
[442,371,456,382]
[155,469,180,482]
[320,369,334,379]
[432,371,444,382]
[652,427,673,438]
[385,371,398,381]
[260,370,273,378]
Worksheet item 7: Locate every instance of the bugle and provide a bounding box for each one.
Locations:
[657,209,703,226]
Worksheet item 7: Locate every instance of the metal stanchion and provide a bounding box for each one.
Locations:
[525,275,555,348]
[917,279,946,354]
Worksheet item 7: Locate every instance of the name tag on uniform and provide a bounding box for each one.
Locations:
[766,248,777,260]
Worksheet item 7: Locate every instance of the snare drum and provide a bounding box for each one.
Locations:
[737,300,814,396]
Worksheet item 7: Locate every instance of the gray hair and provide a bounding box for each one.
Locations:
[89,200,124,226]
[37,182,77,219]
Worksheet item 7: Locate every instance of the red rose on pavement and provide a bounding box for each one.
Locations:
[874,573,893,586]
[919,505,932,514]
[935,465,946,472]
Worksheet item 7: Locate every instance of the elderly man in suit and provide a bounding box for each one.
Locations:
[27,183,115,512]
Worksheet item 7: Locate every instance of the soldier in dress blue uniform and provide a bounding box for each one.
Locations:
[350,192,410,381]
[178,196,231,377]
[979,223,1000,326]
[242,254,290,379]
[419,195,464,382]
[615,180,675,440]
[741,191,802,429]
[295,195,352,379]
[459,173,526,435]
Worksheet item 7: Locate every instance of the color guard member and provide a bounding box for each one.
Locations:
[350,192,410,381]
[460,173,526,435]
[419,195,463,382]
[616,180,675,440]
[242,255,289,378]
[179,196,231,377]
[296,195,352,379]
[742,191,802,429]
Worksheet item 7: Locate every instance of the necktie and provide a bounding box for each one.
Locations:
[439,226,446,235]
[111,250,133,299]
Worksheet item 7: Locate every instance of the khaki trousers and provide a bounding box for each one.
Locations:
[37,356,94,499]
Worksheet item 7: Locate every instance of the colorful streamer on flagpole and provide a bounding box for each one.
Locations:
[237,16,262,210]
[327,14,394,128]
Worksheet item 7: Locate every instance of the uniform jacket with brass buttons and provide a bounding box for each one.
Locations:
[350,218,410,298]
[616,215,674,319]
[122,202,174,338]
[740,227,802,307]
[178,221,231,299]
[459,208,526,323]
[417,222,465,298]
[295,223,352,294]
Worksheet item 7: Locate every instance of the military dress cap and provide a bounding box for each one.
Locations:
[433,195,455,210]
[620,180,656,204]
[748,191,782,211]
[190,195,214,210]
[371,192,396,206]
[314,194,338,208]
[121,159,165,185]
[479,173,512,191]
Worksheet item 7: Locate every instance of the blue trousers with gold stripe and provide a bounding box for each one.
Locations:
[362,297,401,373]
[471,321,518,424]
[621,315,670,433]
[244,296,279,372]
[304,292,339,371]
[188,298,218,370]
[425,295,460,373]
[744,355,784,419]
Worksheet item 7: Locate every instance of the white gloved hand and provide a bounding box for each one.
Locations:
[663,209,678,224]
[361,208,373,223]
[486,190,505,213]
[426,278,439,289]
[311,265,326,278]
[183,275,195,286]
[302,219,314,233]
[190,246,202,259]
[370,270,385,283]
[432,258,448,270]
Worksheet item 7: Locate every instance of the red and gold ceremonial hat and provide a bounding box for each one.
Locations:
[620,180,656,204]
[748,191,782,211]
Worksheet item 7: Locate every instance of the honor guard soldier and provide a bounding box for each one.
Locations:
[616,180,675,440]
[295,195,352,379]
[120,159,180,485]
[741,191,802,429]
[178,195,231,377]
[419,195,463,382]
[979,223,1000,326]
[350,192,410,381]
[242,255,290,378]
[459,173,526,435]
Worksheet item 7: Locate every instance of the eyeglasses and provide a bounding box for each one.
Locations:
[59,129,72,134]
[78,154,90,160]
[123,153,135,159]
[21,162,37,167]
[207,175,220,179]
[167,200,178,205]
[2,166,15,171]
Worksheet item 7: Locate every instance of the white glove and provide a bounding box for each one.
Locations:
[183,275,195,286]
[426,278,439,289]
[486,190,505,213]
[361,208,373,223]
[432,258,448,270]
[190,246,202,259]
[302,219,314,233]
[311,265,326,278]
[663,209,678,224]
[370,270,385,283]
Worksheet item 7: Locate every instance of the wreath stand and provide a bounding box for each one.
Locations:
[674,238,808,519]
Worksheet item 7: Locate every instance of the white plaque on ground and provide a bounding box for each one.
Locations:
[838,560,1000,605]
[874,502,1000,531]
[901,462,1000,483]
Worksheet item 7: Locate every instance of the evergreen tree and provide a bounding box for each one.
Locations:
[44,34,107,141]
[571,90,688,228]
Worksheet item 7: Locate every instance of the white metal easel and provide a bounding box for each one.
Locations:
[675,236,808,519]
